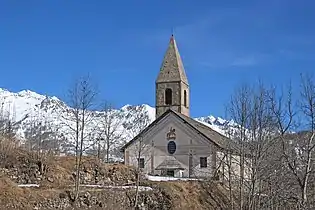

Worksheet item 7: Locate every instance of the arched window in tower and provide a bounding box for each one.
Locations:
[184,90,187,107]
[165,88,172,105]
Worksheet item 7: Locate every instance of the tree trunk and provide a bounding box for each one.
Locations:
[134,140,142,208]
[97,137,101,160]
[228,153,234,210]
[106,136,110,163]
[75,111,85,200]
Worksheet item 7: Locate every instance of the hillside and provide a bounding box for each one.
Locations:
[0,145,235,210]
[0,88,236,160]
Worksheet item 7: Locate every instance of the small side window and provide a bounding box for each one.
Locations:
[200,157,207,168]
[138,158,145,168]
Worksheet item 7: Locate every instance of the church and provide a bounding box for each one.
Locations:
[121,35,243,178]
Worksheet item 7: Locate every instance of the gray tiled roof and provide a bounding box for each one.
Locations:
[174,111,236,150]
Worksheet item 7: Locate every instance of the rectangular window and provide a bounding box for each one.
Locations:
[184,90,187,107]
[138,158,145,168]
[200,157,207,168]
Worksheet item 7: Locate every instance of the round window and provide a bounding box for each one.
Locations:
[167,141,176,154]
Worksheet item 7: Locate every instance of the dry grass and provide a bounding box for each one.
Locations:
[0,173,32,208]
[0,173,66,209]
[0,140,235,209]
[149,181,234,210]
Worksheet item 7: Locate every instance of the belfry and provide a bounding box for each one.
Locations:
[155,34,190,118]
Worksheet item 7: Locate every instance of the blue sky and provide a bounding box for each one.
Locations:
[0,0,314,118]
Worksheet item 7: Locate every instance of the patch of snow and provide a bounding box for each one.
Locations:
[17,184,40,188]
[196,120,227,136]
[51,96,60,101]
[146,175,200,182]
[120,104,133,111]
[142,104,156,120]
[216,117,226,125]
[17,183,152,191]
[79,185,153,191]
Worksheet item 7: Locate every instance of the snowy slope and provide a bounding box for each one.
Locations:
[0,88,235,158]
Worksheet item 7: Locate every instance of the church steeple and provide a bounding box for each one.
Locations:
[155,35,190,118]
[156,34,188,85]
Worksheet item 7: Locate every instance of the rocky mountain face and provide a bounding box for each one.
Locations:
[0,88,235,160]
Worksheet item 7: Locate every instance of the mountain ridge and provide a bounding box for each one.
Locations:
[0,87,234,160]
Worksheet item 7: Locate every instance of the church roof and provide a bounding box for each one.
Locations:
[120,109,237,152]
[156,35,188,85]
[174,111,236,149]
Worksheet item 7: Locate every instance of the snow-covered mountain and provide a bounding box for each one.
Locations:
[0,88,235,159]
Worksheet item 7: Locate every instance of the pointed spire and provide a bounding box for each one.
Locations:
[156,34,188,84]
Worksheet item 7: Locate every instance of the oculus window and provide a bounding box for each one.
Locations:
[167,141,176,154]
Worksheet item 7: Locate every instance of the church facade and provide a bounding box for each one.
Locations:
[121,35,244,178]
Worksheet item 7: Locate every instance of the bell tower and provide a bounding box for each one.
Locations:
[155,34,190,118]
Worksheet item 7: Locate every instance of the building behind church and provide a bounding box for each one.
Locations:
[121,35,249,179]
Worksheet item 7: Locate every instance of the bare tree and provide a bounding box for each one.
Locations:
[0,101,19,162]
[123,105,151,208]
[99,101,124,162]
[299,73,315,208]
[0,102,17,139]
[221,116,237,209]
[226,84,252,209]
[62,75,98,200]
[224,82,280,210]
[24,115,61,155]
[269,74,315,209]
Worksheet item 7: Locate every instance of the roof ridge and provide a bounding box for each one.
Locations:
[172,38,188,85]
[174,110,226,136]
[171,110,231,148]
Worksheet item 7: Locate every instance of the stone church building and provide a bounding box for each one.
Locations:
[121,35,242,178]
